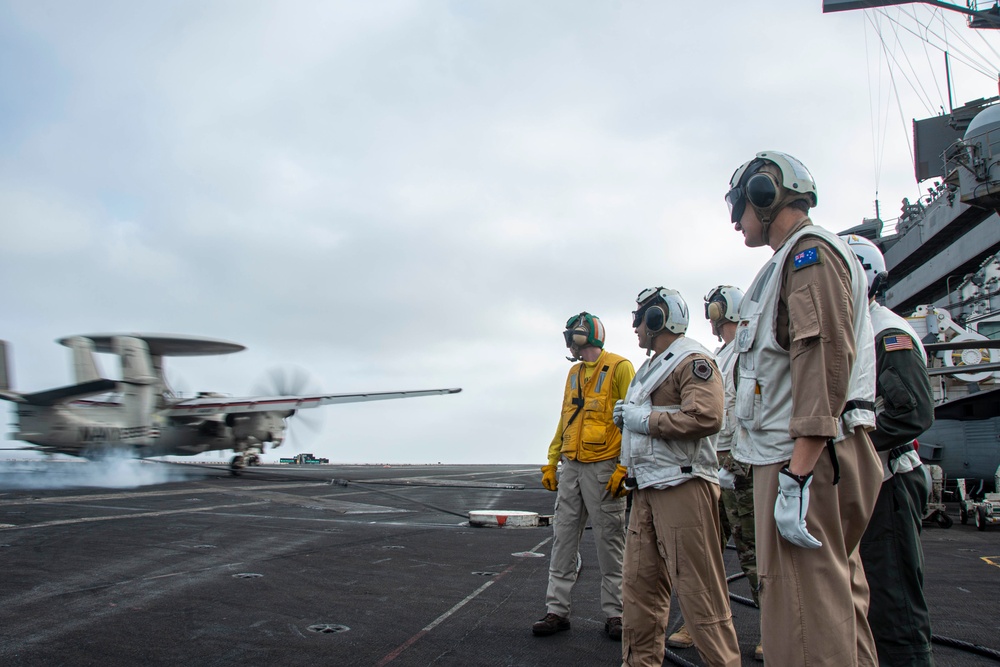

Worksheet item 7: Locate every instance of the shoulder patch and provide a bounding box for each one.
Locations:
[883,335,914,352]
[692,359,713,380]
[793,247,821,271]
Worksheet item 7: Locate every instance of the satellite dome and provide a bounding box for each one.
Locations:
[964,103,1000,139]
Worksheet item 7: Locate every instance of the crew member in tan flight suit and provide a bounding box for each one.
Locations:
[725,151,883,666]
[533,312,635,640]
[616,288,740,667]
[667,285,763,663]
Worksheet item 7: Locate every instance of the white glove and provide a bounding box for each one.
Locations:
[718,467,736,490]
[774,467,822,549]
[613,400,625,429]
[622,403,651,435]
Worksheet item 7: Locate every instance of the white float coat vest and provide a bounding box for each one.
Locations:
[731,224,877,466]
[621,336,720,489]
[715,340,737,452]
[870,302,926,479]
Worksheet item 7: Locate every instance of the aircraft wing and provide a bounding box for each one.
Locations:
[160,387,462,417]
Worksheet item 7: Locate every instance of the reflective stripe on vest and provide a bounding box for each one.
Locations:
[560,349,629,463]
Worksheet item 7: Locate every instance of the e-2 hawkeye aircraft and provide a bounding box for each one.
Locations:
[0,333,461,471]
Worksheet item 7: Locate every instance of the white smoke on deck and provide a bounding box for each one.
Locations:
[0,454,198,490]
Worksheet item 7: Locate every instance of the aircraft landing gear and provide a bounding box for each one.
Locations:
[230,454,246,476]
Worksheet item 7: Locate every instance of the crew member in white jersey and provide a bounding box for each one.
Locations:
[842,234,935,667]
[616,287,739,667]
[725,151,883,666]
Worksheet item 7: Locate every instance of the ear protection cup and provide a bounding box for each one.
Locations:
[745,172,778,209]
[644,305,666,332]
[563,312,606,349]
[707,300,725,322]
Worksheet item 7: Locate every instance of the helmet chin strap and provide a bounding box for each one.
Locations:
[759,210,772,246]
[644,329,658,357]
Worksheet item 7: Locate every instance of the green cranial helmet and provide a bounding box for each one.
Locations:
[563,312,605,350]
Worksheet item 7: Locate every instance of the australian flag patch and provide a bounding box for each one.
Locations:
[793,247,820,270]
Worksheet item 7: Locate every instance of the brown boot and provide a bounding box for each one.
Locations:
[666,624,694,648]
[532,613,570,636]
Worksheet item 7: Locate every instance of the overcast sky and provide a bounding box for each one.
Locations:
[2,1,998,465]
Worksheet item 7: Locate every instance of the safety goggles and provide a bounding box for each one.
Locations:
[725,187,745,224]
[564,313,586,347]
[632,287,661,327]
[727,170,779,225]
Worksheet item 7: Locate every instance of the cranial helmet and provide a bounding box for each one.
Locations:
[704,285,744,336]
[840,234,888,299]
[633,287,689,335]
[563,312,605,350]
[726,151,818,243]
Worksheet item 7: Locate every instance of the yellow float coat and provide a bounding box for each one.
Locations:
[547,349,634,466]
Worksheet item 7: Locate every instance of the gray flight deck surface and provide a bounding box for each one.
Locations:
[0,463,998,666]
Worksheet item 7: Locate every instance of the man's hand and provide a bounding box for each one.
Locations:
[622,403,651,435]
[718,467,736,490]
[613,400,625,429]
[540,464,558,492]
[775,466,822,549]
[606,464,629,498]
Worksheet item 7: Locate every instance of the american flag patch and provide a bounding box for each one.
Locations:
[793,247,820,270]
[883,335,914,352]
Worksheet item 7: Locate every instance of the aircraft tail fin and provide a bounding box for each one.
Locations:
[114,336,157,385]
[0,340,11,392]
[113,336,156,428]
[64,336,103,383]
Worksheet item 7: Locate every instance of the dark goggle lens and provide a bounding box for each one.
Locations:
[632,306,649,328]
[725,188,745,224]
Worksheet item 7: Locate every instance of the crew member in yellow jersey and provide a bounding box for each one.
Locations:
[533,312,635,641]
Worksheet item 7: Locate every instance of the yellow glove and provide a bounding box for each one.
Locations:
[606,464,629,498]
[541,464,558,491]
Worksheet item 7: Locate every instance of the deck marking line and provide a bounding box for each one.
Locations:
[980,555,1000,570]
[376,562,518,666]
[0,481,332,507]
[529,536,552,553]
[0,501,271,531]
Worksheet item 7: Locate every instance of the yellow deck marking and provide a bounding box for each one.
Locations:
[980,556,1000,570]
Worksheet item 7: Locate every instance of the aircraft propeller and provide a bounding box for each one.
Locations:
[252,365,326,450]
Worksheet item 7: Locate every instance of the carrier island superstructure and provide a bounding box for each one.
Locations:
[842,95,1000,487]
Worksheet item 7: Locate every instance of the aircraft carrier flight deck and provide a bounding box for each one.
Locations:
[0,462,997,667]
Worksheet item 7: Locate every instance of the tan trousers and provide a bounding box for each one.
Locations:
[754,431,882,667]
[621,478,740,667]
[545,457,626,618]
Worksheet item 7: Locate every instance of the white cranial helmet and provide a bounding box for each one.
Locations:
[633,287,689,335]
[704,285,744,336]
[840,234,887,299]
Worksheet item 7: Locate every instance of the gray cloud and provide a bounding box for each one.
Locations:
[1,1,993,464]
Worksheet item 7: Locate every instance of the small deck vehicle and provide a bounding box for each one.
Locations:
[957,467,1000,531]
